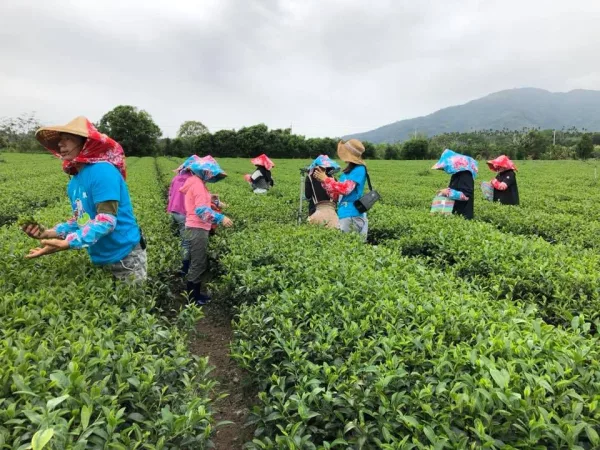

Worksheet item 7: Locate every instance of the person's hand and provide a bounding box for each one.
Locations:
[25,239,69,259]
[212,195,228,208]
[222,217,234,228]
[437,188,450,197]
[22,224,57,239]
[313,168,327,182]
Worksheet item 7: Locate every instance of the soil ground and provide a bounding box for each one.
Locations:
[188,302,257,449]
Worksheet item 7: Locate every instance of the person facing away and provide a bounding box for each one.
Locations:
[313,139,369,240]
[304,155,341,229]
[22,116,147,283]
[244,154,274,194]
[487,155,519,205]
[432,149,478,220]
[180,155,233,305]
[167,155,195,276]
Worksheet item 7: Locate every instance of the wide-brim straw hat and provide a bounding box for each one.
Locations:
[36,116,89,151]
[337,139,366,165]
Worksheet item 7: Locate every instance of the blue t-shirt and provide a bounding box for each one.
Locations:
[67,163,140,265]
[338,165,367,219]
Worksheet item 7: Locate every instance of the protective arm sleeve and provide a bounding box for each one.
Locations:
[195,206,225,224]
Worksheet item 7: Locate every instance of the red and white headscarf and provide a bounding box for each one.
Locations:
[37,117,127,179]
[487,155,517,172]
[251,154,275,171]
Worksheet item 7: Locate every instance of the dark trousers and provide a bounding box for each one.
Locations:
[185,227,209,284]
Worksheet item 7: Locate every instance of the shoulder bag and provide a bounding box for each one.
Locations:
[354,170,381,213]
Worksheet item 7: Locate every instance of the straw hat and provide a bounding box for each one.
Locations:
[337,139,366,165]
[36,116,89,151]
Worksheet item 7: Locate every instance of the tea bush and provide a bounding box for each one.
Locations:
[368,207,600,330]
[7,155,600,448]
[1,157,215,449]
[218,225,600,449]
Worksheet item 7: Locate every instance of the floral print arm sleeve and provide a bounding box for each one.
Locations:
[54,217,79,238]
[65,214,118,249]
[195,206,225,225]
[447,188,469,201]
[441,188,469,201]
[491,178,508,191]
[322,177,356,202]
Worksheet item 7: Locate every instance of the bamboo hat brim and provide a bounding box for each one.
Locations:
[35,116,89,151]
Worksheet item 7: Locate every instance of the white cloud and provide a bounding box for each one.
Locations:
[1,0,599,137]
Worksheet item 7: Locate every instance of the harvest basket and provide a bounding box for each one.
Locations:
[481,181,494,201]
[430,195,455,215]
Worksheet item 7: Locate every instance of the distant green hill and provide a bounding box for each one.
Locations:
[343,88,600,144]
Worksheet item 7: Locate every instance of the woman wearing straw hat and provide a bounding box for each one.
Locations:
[304,155,341,229]
[21,116,147,283]
[313,139,369,240]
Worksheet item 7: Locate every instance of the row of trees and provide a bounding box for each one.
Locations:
[427,128,600,160]
[0,107,165,156]
[0,113,41,153]
[1,107,599,160]
[374,129,599,160]
[159,125,377,159]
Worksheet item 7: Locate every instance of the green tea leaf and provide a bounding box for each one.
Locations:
[127,412,145,423]
[490,369,509,389]
[46,394,70,411]
[31,428,54,450]
[586,426,600,445]
[81,405,92,430]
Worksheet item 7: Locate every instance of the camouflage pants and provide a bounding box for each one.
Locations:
[106,244,148,283]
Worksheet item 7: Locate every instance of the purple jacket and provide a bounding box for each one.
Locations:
[167,172,192,215]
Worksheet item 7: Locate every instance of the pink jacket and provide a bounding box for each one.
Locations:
[167,173,192,215]
[180,176,212,230]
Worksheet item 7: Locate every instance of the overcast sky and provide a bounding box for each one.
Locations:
[1,0,599,138]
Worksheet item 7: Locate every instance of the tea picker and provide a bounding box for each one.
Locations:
[431,149,478,219]
[312,139,377,241]
[486,155,519,206]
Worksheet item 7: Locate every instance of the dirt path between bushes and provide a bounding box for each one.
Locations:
[189,304,256,449]
[157,155,256,448]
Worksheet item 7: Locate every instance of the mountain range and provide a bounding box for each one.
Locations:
[343,88,600,144]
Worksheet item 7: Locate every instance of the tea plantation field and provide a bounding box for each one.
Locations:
[1,153,600,449]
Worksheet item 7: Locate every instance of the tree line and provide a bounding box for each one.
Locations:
[1,106,599,160]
